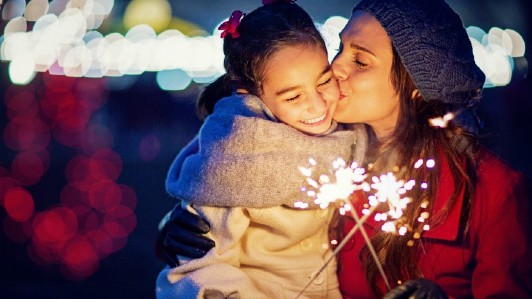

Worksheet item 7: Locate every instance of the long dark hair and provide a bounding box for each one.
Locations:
[360,46,479,298]
[196,2,327,119]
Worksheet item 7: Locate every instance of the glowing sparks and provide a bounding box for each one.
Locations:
[429,112,454,128]
[298,158,436,235]
[426,159,435,168]
[300,158,368,209]
[414,159,424,168]
[294,201,309,209]
[296,157,436,295]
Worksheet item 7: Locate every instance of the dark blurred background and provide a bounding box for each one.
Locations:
[0,0,530,298]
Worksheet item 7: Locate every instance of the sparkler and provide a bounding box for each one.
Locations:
[295,157,433,298]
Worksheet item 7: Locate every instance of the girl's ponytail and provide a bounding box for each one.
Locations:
[196,74,232,120]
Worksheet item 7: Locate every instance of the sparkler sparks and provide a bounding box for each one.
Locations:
[300,158,421,233]
[295,157,435,297]
[429,112,454,128]
[299,158,368,209]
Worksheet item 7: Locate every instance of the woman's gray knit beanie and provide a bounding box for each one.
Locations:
[354,0,486,106]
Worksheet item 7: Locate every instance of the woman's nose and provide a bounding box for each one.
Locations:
[331,59,347,81]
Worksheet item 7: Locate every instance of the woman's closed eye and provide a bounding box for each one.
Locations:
[354,59,368,68]
[318,77,333,87]
[353,54,369,69]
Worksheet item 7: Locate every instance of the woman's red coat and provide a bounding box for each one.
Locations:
[338,149,532,298]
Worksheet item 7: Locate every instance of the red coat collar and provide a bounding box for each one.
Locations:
[352,156,465,241]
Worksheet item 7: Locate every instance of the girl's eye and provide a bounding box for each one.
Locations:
[285,95,300,103]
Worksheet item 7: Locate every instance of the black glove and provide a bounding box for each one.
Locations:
[383,279,448,299]
[156,204,215,267]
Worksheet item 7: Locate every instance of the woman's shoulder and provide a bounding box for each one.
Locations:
[477,147,525,182]
[475,147,530,200]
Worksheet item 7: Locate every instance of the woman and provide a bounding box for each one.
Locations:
[332,0,531,298]
[159,0,532,298]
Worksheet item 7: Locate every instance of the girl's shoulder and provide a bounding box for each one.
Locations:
[213,93,277,121]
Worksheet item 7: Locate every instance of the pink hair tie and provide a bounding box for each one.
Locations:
[218,10,245,39]
[262,0,296,4]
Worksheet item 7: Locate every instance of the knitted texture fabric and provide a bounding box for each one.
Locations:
[166,94,367,209]
[354,0,486,106]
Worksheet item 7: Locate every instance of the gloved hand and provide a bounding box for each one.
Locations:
[155,204,215,267]
[383,279,448,299]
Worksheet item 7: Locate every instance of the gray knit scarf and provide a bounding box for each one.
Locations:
[166,94,368,209]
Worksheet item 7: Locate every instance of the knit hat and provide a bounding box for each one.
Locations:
[353,0,486,106]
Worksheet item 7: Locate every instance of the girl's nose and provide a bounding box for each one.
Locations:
[307,92,326,114]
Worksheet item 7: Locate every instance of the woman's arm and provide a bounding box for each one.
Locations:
[472,163,532,298]
[156,203,214,267]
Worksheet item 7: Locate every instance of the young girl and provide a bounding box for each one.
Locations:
[156,2,366,298]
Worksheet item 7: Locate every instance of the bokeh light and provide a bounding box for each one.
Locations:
[468,25,527,87]
[4,186,35,222]
[123,0,172,33]
[156,69,191,91]
[0,70,137,280]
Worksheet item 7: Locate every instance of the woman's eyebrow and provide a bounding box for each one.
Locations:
[349,43,376,57]
[338,33,376,58]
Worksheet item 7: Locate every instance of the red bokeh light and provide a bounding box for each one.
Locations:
[92,149,123,181]
[3,116,51,152]
[4,89,38,119]
[4,187,35,222]
[86,229,114,257]
[32,207,79,247]
[1,74,137,281]
[79,125,114,154]
[42,72,76,93]
[10,152,46,186]
[88,179,122,212]
[60,236,100,280]
[0,174,18,207]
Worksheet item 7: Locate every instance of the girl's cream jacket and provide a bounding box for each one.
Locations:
[156,94,367,299]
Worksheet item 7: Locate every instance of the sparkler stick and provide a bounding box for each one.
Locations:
[295,158,428,298]
[294,203,380,299]
[347,201,391,291]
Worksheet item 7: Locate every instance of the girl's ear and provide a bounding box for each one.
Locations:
[236,88,249,94]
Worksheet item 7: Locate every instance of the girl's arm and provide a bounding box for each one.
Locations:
[156,206,268,299]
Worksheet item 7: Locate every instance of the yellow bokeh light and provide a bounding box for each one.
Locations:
[123,0,172,33]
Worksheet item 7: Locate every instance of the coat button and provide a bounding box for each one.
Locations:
[299,239,313,251]
[309,270,325,285]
